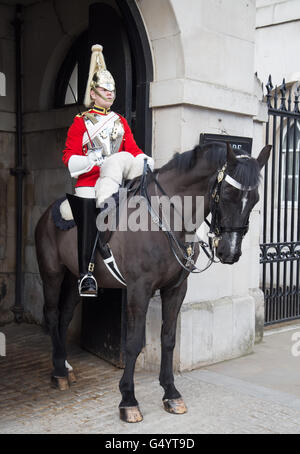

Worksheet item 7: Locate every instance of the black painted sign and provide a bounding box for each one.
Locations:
[199,133,253,155]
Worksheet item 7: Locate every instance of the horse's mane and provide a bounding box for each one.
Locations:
[159,143,261,188]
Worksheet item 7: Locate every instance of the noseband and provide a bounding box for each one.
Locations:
[207,156,258,248]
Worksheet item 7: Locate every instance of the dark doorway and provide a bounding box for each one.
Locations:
[55,1,153,367]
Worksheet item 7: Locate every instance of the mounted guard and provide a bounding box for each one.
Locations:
[62,44,154,297]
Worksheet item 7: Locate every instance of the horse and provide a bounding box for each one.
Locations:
[35,142,271,423]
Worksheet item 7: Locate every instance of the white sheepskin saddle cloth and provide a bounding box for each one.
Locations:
[60,152,152,221]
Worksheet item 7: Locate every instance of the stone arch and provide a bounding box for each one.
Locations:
[38,1,155,155]
[38,0,185,110]
[136,0,185,81]
[39,26,86,111]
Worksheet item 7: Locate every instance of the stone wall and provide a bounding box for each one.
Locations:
[22,106,82,336]
[0,4,16,326]
[255,0,300,85]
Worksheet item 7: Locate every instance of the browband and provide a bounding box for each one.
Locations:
[224,154,257,191]
[224,174,257,192]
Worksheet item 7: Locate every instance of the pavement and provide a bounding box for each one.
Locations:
[0,321,300,434]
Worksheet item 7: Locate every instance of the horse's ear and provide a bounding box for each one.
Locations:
[257,145,272,169]
[226,143,237,165]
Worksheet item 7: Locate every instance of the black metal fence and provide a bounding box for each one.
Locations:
[260,75,300,325]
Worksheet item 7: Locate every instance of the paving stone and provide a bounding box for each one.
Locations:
[1,323,300,434]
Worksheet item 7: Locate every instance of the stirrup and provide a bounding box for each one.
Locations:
[78,274,98,297]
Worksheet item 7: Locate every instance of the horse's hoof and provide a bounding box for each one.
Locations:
[119,406,143,423]
[163,398,187,414]
[68,370,77,385]
[51,376,70,391]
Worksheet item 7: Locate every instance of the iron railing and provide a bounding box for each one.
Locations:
[260,75,300,325]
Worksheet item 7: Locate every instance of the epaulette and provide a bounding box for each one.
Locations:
[76,109,98,118]
[76,110,88,118]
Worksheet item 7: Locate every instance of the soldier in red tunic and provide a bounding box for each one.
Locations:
[63,44,153,297]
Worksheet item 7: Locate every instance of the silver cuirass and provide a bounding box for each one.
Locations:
[83,112,125,159]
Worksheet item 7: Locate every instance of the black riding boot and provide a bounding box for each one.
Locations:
[66,194,98,297]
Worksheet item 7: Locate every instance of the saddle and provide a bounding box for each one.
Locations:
[52,179,143,287]
[52,197,75,231]
[52,177,142,236]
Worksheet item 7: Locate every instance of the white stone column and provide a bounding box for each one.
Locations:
[136,0,268,372]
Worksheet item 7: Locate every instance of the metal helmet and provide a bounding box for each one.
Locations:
[84,44,116,107]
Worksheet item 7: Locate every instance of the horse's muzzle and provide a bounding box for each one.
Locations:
[219,256,240,265]
[217,250,242,264]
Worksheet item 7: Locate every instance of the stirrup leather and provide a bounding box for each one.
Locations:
[78,273,98,297]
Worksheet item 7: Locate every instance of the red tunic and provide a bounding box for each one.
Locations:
[62,109,143,187]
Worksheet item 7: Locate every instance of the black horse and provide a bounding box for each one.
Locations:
[35,142,271,422]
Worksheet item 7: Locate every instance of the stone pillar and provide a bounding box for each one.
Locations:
[136,0,268,371]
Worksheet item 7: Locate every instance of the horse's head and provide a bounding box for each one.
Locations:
[209,143,271,264]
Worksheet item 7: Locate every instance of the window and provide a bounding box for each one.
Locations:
[54,31,89,108]
[64,63,78,105]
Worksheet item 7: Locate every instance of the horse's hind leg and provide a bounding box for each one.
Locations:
[58,271,80,385]
[43,270,70,390]
[119,283,151,423]
[159,281,188,414]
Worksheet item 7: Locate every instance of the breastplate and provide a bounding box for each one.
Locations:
[84,113,124,157]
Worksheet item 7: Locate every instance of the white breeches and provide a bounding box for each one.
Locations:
[95,152,153,207]
[60,152,154,220]
[75,187,95,198]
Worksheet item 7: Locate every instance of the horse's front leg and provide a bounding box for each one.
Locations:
[160,280,188,414]
[119,282,151,423]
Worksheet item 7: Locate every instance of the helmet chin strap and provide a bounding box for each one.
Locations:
[92,86,116,104]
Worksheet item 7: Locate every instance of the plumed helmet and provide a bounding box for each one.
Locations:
[84,44,115,107]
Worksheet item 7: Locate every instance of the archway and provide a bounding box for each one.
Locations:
[54,1,153,156]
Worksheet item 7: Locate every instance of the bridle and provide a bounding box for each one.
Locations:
[206,155,257,251]
[139,155,258,276]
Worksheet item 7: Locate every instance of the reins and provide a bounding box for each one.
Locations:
[140,155,257,277]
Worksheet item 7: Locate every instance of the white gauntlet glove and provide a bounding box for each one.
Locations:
[68,151,104,178]
[126,153,155,180]
[145,156,154,171]
[87,150,104,167]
